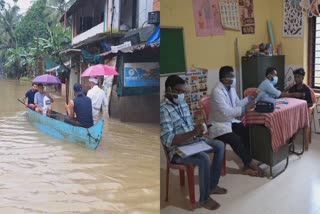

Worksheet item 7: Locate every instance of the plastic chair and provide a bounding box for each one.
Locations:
[243,87,258,97]
[198,96,226,176]
[162,144,196,209]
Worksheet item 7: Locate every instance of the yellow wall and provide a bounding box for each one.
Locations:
[161,0,308,71]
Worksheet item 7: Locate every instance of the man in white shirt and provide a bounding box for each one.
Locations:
[209,66,263,177]
[87,77,107,124]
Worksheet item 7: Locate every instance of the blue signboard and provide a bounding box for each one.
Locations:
[124,63,160,87]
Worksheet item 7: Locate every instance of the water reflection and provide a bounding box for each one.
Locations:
[0,80,159,213]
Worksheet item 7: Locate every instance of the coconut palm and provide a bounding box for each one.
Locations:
[0,4,21,49]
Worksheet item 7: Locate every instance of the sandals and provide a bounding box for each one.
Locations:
[211,186,228,194]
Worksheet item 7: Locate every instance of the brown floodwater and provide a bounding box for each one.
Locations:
[0,80,160,213]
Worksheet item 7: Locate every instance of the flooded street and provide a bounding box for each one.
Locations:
[0,80,160,213]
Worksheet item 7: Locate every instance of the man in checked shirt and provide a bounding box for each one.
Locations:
[160,75,226,210]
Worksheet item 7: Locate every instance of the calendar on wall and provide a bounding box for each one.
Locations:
[219,0,241,31]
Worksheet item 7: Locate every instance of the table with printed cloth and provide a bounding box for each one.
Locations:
[243,98,309,178]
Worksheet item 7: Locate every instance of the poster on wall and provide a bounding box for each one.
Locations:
[183,68,208,122]
[239,0,255,34]
[283,0,304,37]
[124,62,160,87]
[219,0,241,31]
[192,0,224,36]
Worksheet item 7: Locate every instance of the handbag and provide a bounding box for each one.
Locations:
[255,101,275,113]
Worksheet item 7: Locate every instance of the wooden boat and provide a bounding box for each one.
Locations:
[26,108,104,149]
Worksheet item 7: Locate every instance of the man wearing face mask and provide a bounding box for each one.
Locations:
[256,67,301,102]
[160,75,226,210]
[209,66,263,177]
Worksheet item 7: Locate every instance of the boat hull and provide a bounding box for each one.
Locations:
[26,109,104,149]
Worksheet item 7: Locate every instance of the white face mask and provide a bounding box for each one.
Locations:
[225,77,236,87]
[231,78,236,88]
[173,93,185,104]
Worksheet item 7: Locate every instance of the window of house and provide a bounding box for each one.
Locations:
[119,0,138,31]
[76,0,105,34]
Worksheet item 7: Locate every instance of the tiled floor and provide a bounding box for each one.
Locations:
[160,132,320,214]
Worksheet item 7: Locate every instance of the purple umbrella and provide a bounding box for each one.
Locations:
[32,74,61,84]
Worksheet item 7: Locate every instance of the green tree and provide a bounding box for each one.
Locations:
[0,4,21,49]
[15,0,48,46]
[45,0,76,24]
[2,0,73,78]
[0,0,5,10]
[4,47,26,78]
[36,25,71,54]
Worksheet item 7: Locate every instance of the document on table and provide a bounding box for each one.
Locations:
[176,141,212,158]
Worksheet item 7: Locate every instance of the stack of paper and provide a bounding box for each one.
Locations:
[176,141,212,158]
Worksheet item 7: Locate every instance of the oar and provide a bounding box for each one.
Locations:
[17,98,27,106]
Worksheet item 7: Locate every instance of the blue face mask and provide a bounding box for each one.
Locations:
[271,76,278,85]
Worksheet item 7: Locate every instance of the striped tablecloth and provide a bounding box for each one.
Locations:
[243,98,309,151]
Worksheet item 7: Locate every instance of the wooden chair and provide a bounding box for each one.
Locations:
[198,95,227,176]
[162,144,196,209]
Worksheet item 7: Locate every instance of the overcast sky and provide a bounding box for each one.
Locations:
[5,0,33,14]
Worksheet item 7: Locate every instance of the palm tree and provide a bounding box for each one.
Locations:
[0,3,21,78]
[0,4,21,49]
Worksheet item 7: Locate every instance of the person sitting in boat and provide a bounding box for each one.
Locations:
[34,83,54,116]
[64,83,94,128]
[23,83,38,110]
[87,77,107,124]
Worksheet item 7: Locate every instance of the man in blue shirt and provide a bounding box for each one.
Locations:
[256,67,300,102]
[64,83,94,128]
[160,75,226,210]
[23,83,38,110]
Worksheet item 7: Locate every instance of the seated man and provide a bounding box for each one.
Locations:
[160,75,226,211]
[286,68,313,107]
[64,83,94,128]
[256,67,301,102]
[34,83,54,115]
[209,66,263,177]
[23,83,38,109]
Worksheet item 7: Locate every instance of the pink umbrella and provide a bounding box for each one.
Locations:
[81,64,118,77]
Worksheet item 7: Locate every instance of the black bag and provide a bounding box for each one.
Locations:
[255,101,275,113]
